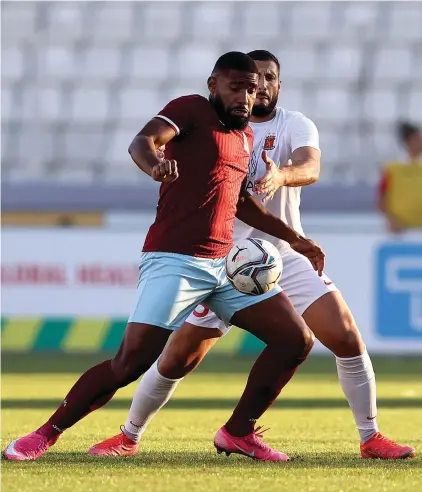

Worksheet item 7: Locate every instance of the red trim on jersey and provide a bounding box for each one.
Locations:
[378,169,389,197]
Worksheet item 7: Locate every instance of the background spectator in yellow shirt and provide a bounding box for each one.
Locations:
[378,122,422,233]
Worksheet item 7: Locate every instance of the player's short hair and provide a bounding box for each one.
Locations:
[397,121,420,143]
[212,51,258,75]
[247,50,280,75]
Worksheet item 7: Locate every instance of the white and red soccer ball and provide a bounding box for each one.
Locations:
[225,238,283,296]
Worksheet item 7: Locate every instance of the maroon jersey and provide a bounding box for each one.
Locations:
[143,95,253,259]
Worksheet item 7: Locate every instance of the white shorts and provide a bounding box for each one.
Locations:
[185,248,338,335]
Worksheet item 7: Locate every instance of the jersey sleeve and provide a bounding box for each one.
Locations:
[155,96,197,136]
[288,114,320,153]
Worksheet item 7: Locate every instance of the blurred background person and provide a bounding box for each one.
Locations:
[378,122,422,233]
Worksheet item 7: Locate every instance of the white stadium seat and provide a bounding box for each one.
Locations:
[277,48,318,81]
[118,88,163,121]
[373,47,412,81]
[167,86,207,102]
[313,88,354,122]
[71,87,110,123]
[37,47,76,80]
[363,89,398,123]
[389,4,422,40]
[407,89,422,122]
[278,88,305,113]
[317,129,342,175]
[323,46,362,81]
[63,129,105,161]
[46,3,86,41]
[1,87,14,123]
[342,2,379,38]
[89,3,135,41]
[108,129,140,166]
[290,2,332,40]
[79,48,122,81]
[1,1,420,184]
[17,126,55,171]
[127,48,171,81]
[2,47,25,82]
[143,3,183,41]
[191,3,234,39]
[1,1,37,41]
[176,45,220,79]
[242,4,281,39]
[20,86,63,122]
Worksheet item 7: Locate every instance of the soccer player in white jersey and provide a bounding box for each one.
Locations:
[89,50,415,460]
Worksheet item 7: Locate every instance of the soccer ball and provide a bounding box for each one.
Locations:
[225,238,283,296]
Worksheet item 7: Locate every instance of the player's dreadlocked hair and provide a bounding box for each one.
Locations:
[247,50,280,76]
[212,51,258,75]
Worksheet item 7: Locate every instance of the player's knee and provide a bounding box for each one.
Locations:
[329,314,364,356]
[302,327,315,355]
[111,349,153,386]
[159,346,200,379]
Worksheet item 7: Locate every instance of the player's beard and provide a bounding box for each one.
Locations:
[252,91,278,118]
[210,94,250,130]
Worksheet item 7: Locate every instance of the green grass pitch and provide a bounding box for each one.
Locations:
[2,354,422,492]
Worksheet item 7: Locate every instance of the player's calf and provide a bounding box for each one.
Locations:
[224,293,314,437]
[3,323,171,461]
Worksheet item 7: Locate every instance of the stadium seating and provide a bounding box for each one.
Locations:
[1,1,421,185]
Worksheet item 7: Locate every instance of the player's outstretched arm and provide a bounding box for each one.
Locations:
[254,147,320,202]
[128,119,179,183]
[236,191,325,275]
[254,114,321,201]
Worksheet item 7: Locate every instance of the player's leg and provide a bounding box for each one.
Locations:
[208,284,314,461]
[221,293,313,434]
[88,308,226,456]
[302,291,415,459]
[282,250,415,459]
[3,253,216,461]
[2,322,171,462]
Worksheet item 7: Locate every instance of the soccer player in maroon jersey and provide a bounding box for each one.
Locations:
[4,52,324,462]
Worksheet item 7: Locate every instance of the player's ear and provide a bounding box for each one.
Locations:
[207,76,217,94]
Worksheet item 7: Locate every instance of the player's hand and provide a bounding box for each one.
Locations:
[254,151,286,203]
[289,236,325,276]
[151,159,179,183]
[156,146,165,162]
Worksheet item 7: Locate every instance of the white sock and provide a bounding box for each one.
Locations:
[123,360,183,442]
[336,349,379,443]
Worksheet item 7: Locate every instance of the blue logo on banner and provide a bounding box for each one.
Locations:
[376,243,422,338]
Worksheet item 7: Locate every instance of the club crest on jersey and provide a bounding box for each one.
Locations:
[263,134,276,151]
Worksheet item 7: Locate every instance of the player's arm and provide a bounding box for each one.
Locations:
[128,119,178,182]
[254,116,321,201]
[236,190,325,275]
[129,96,194,182]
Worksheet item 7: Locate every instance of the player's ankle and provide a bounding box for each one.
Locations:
[37,421,63,440]
[122,425,141,443]
[223,421,254,438]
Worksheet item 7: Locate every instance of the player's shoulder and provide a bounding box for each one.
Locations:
[169,94,209,109]
[276,106,316,127]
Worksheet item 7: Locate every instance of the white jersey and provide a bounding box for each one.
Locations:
[234,106,320,251]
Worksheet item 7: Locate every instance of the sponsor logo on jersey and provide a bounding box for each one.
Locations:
[246,150,259,193]
[263,134,276,151]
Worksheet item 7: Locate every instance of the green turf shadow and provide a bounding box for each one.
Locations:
[2,450,421,469]
[2,397,422,410]
[3,353,422,378]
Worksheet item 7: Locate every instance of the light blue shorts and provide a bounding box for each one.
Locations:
[128,252,282,330]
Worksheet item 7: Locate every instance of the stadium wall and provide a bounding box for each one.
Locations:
[2,228,422,355]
